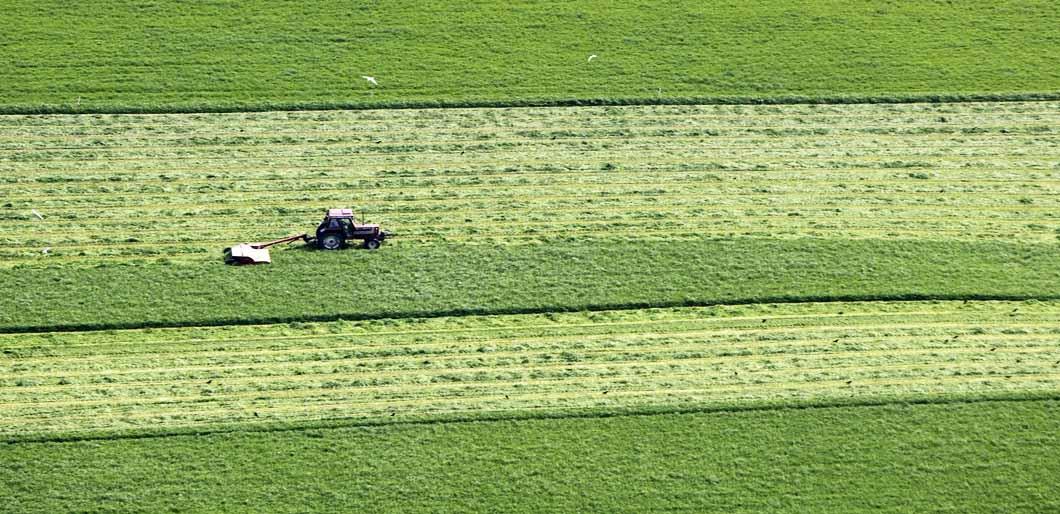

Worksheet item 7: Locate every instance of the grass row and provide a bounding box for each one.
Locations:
[2,237,1060,333]
[3,399,1057,512]
[1,101,1058,262]
[3,1,1060,113]
[2,300,1059,439]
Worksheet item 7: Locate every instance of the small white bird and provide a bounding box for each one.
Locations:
[41,247,50,255]
[361,76,378,86]
[587,54,598,62]
[31,209,44,220]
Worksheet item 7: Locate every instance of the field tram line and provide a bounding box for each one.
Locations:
[10,110,1058,135]
[6,216,1060,248]
[9,210,1060,241]
[8,324,1055,370]
[11,217,1060,245]
[3,99,1054,119]
[2,297,1058,336]
[12,175,1060,204]
[5,337,1058,404]
[6,365,1060,420]
[0,305,1046,350]
[6,162,1058,192]
[8,176,1060,206]
[7,327,1057,370]
[8,197,1060,229]
[3,227,1054,254]
[5,223,1056,255]
[10,206,1060,238]
[4,320,1057,373]
[7,328,1056,377]
[4,162,1054,186]
[8,103,1059,126]
[10,388,1060,442]
[7,196,1060,233]
[7,176,1060,204]
[6,372,1059,434]
[2,139,1052,159]
[2,128,1056,154]
[3,229,1057,264]
[7,201,1060,229]
[2,103,1056,133]
[4,344,1056,403]
[5,145,1059,170]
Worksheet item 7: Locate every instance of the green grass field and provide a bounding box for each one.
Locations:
[3,400,1058,513]
[3,2,1060,511]
[2,101,1058,331]
[2,1,1059,113]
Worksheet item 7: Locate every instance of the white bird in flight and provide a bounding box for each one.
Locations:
[587,54,598,62]
[362,76,378,86]
[31,209,44,220]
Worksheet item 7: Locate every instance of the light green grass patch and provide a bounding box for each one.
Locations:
[3,300,1058,439]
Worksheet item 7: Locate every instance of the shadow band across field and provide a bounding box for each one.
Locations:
[2,237,1059,333]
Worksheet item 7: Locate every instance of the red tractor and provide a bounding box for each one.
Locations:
[223,208,390,265]
[314,208,389,250]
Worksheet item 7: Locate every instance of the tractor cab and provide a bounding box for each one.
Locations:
[315,208,388,250]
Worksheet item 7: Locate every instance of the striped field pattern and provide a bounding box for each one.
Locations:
[3,300,1058,439]
[1,101,1058,264]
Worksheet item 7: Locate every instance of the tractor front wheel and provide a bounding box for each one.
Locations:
[320,234,344,250]
[364,238,381,250]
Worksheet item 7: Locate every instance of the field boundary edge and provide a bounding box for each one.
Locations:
[4,293,1059,335]
[2,92,1060,116]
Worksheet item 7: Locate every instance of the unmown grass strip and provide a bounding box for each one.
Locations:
[3,236,1060,333]
[3,399,1057,513]
[2,301,1058,438]
[2,0,1058,113]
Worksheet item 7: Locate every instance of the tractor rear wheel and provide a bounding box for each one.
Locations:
[320,234,344,250]
[364,238,381,250]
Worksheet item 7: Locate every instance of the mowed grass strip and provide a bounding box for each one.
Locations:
[2,300,1058,438]
[1,101,1059,262]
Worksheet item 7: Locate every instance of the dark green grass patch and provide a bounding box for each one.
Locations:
[2,1,1059,113]
[3,399,1057,513]
[2,237,1058,332]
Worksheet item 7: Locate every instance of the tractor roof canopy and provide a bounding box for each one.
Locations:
[327,208,355,218]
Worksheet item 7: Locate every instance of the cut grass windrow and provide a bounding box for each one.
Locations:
[1,101,1058,263]
[2,300,1058,439]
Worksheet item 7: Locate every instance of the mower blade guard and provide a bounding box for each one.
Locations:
[223,243,272,265]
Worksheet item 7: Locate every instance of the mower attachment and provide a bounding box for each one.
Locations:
[223,233,308,265]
